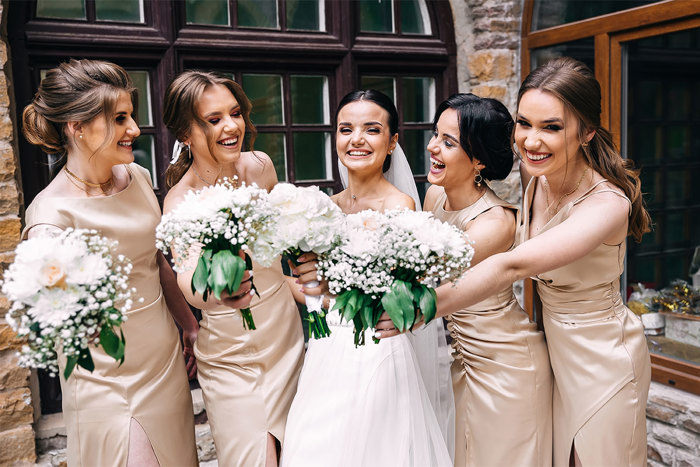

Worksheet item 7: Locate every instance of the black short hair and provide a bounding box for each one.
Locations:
[433,93,514,181]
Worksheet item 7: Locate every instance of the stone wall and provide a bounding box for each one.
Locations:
[0,2,36,466]
[647,382,700,466]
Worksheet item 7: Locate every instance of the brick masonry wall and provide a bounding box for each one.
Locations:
[0,2,37,466]
[647,382,700,466]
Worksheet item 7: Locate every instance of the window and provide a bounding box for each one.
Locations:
[9,0,456,413]
[522,0,700,395]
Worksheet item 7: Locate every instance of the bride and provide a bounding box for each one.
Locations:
[280,90,454,467]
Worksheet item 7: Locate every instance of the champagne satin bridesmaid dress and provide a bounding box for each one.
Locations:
[431,186,553,467]
[521,177,651,466]
[23,164,198,466]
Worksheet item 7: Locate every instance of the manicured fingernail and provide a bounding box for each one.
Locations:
[299,288,304,293]
[373,332,382,339]
[249,289,256,296]
[295,279,300,284]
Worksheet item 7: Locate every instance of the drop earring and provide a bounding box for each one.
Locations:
[474,168,483,188]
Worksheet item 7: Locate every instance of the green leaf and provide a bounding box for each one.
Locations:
[209,250,232,300]
[361,304,374,329]
[99,325,123,361]
[64,355,78,380]
[333,291,351,310]
[381,280,415,331]
[227,255,246,293]
[244,252,253,270]
[192,255,209,296]
[420,287,438,324]
[119,328,126,365]
[77,348,95,373]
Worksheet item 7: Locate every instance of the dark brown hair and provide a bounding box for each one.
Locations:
[163,70,256,188]
[518,57,651,241]
[22,59,136,175]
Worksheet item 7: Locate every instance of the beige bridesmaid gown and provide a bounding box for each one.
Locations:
[521,178,651,466]
[431,186,553,467]
[23,163,198,466]
[194,259,304,465]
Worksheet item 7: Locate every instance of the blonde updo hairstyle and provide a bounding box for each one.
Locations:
[22,59,137,174]
[163,70,257,188]
[518,57,651,242]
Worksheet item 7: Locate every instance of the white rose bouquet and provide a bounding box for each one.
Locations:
[156,179,277,330]
[1,229,133,379]
[318,209,474,345]
[268,183,344,339]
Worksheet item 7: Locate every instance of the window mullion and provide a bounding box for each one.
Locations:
[86,0,96,22]
[279,0,287,31]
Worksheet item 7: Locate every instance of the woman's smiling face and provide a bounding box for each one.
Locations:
[336,100,397,175]
[514,89,585,179]
[427,108,481,188]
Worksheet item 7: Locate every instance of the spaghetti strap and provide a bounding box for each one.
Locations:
[573,179,631,214]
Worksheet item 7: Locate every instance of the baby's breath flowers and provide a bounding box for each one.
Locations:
[156,179,278,330]
[268,183,345,339]
[318,209,474,345]
[1,229,132,379]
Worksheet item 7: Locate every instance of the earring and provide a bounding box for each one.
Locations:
[186,143,192,159]
[581,142,589,147]
[79,133,83,139]
[474,169,483,188]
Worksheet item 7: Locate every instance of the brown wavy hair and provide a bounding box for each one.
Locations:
[163,70,257,188]
[518,57,651,242]
[22,59,136,176]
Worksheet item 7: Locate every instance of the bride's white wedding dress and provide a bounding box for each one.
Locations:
[280,145,454,467]
[280,312,454,467]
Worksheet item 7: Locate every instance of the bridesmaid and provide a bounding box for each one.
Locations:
[21,59,198,466]
[380,57,651,467]
[162,70,304,467]
[424,93,552,466]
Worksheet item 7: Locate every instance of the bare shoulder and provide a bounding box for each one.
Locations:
[581,181,630,215]
[242,150,277,190]
[384,189,415,211]
[163,180,194,214]
[465,205,515,237]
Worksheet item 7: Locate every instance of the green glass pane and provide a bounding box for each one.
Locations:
[665,212,686,247]
[95,0,142,22]
[242,74,284,125]
[664,254,688,286]
[666,126,690,160]
[530,38,595,73]
[254,133,287,181]
[359,0,393,33]
[666,169,687,206]
[636,214,659,251]
[401,0,430,35]
[238,0,278,29]
[36,0,86,19]
[640,169,662,208]
[127,71,151,126]
[293,132,330,181]
[637,80,663,120]
[634,126,662,163]
[667,83,691,121]
[627,255,659,287]
[402,129,431,176]
[132,134,156,188]
[360,76,395,102]
[532,0,659,31]
[186,0,229,26]
[287,0,323,31]
[402,77,434,123]
[291,75,328,124]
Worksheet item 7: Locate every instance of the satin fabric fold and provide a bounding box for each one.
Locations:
[431,186,553,467]
[23,164,198,467]
[195,260,304,466]
[520,177,651,466]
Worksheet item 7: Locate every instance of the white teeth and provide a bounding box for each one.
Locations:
[527,152,550,161]
[118,141,132,147]
[431,158,445,169]
[220,138,238,146]
[348,151,369,156]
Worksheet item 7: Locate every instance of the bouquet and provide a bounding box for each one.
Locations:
[1,229,133,379]
[156,179,278,330]
[268,183,344,339]
[318,209,474,345]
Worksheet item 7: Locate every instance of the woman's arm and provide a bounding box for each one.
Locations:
[157,251,199,379]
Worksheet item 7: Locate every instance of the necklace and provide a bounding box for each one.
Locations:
[543,166,589,214]
[64,167,114,195]
[192,164,239,187]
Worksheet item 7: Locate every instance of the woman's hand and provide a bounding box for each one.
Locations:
[374,311,424,339]
[182,326,198,379]
[289,253,328,297]
[218,270,255,309]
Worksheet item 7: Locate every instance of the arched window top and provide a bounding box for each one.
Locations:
[531,0,660,31]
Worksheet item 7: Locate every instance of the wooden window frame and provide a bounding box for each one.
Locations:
[521,0,700,395]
